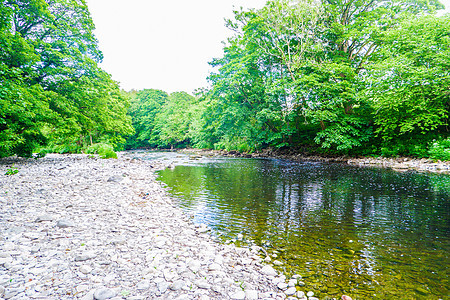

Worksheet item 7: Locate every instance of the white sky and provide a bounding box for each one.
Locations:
[85,0,266,94]
[86,0,450,94]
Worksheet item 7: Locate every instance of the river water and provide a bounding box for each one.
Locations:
[139,151,449,299]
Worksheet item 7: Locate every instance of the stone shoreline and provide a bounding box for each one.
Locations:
[179,148,450,174]
[0,154,320,300]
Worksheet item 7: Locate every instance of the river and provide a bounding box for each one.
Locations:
[135,151,449,299]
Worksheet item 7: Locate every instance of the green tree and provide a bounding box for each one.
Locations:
[369,15,450,156]
[0,0,133,156]
[125,89,168,149]
[154,91,197,148]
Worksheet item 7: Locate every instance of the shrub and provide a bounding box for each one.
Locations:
[85,143,118,159]
[428,138,450,161]
[5,164,19,176]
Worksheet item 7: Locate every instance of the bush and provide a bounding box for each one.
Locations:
[428,138,450,161]
[85,143,118,159]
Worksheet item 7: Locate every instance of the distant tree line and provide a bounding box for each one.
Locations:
[126,0,449,160]
[2,0,449,160]
[0,0,133,158]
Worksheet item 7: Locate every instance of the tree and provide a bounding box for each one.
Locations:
[125,89,168,149]
[369,14,450,156]
[0,0,133,156]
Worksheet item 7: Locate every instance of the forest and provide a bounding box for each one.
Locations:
[1,0,449,160]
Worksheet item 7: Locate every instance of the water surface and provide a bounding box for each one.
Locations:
[154,154,449,299]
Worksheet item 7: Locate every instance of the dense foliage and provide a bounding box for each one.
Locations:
[0,0,133,157]
[127,0,449,160]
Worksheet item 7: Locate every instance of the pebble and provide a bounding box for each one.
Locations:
[261,265,278,276]
[0,153,307,300]
[245,289,259,299]
[79,265,92,274]
[230,290,246,299]
[56,219,75,228]
[277,282,288,290]
[285,286,297,296]
[94,288,116,300]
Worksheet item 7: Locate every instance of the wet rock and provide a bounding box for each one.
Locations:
[273,260,284,266]
[277,282,288,290]
[297,291,306,298]
[307,291,314,297]
[285,287,297,296]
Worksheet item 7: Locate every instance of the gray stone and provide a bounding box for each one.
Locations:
[188,260,201,272]
[23,232,42,240]
[285,287,297,296]
[157,281,170,293]
[56,219,75,228]
[75,252,96,261]
[297,291,305,298]
[245,290,258,300]
[170,280,185,291]
[208,263,221,271]
[0,286,4,298]
[195,279,211,289]
[229,290,246,300]
[261,265,277,276]
[80,290,95,300]
[94,288,116,300]
[277,282,288,290]
[80,265,93,274]
[107,176,124,183]
[35,215,54,222]
[136,280,150,291]
[307,291,314,297]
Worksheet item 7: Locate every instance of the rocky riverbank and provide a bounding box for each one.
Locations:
[0,154,322,300]
[179,148,450,174]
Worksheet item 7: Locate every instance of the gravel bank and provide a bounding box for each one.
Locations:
[0,154,315,300]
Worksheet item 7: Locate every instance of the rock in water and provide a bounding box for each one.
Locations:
[342,295,353,300]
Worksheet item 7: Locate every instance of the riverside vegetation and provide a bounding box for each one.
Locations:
[1,0,449,161]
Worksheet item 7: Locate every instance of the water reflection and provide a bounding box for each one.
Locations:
[157,156,449,299]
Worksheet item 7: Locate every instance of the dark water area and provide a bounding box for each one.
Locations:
[154,154,449,299]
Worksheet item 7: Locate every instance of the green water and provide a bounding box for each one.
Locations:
[155,154,449,299]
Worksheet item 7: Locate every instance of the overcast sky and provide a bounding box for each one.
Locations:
[85,0,266,94]
[86,0,450,94]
